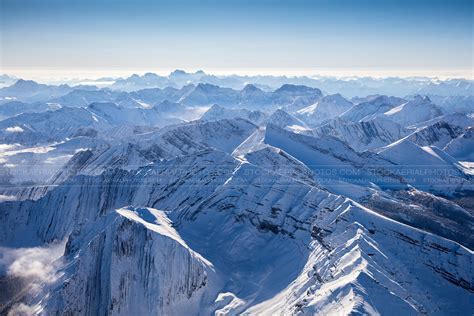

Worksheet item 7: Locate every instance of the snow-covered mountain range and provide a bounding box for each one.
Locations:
[0,72,472,315]
[40,70,474,98]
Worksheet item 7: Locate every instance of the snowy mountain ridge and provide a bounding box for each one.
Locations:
[0,75,473,315]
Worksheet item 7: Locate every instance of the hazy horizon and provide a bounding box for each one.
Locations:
[2,67,473,81]
[1,0,472,80]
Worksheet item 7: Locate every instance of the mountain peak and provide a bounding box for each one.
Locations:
[13,79,39,88]
[87,101,121,111]
[195,83,219,91]
[322,93,341,99]
[412,94,432,104]
[274,84,322,96]
[169,69,187,77]
[267,108,307,128]
[208,103,223,110]
[275,84,308,93]
[319,93,351,105]
[242,84,263,93]
[143,72,160,78]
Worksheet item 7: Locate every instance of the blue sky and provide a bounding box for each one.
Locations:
[1,0,472,77]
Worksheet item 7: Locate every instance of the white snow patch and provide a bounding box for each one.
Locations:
[7,303,43,316]
[74,147,90,153]
[420,146,443,161]
[5,126,24,133]
[117,207,189,250]
[45,155,74,164]
[0,144,19,152]
[0,194,17,202]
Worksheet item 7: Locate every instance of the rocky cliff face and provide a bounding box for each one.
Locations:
[1,146,472,315]
[45,207,218,315]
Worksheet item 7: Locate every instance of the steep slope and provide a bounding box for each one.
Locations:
[44,207,217,316]
[179,83,239,107]
[407,121,465,148]
[312,117,406,152]
[296,94,353,127]
[266,109,308,129]
[49,143,156,185]
[240,146,318,186]
[86,102,183,127]
[0,101,60,119]
[0,107,113,145]
[341,95,405,122]
[272,84,323,112]
[144,118,258,155]
[377,139,472,192]
[201,104,267,125]
[263,124,403,191]
[408,112,474,130]
[0,149,238,246]
[402,113,473,149]
[382,95,443,127]
[0,118,256,204]
[364,188,474,249]
[237,84,270,109]
[246,203,474,315]
[50,118,257,186]
[266,124,472,195]
[444,127,474,161]
[1,148,472,315]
